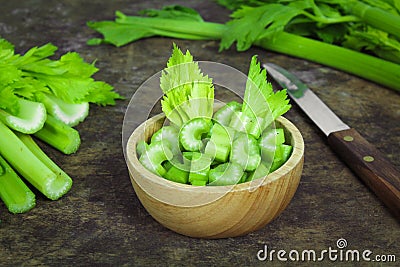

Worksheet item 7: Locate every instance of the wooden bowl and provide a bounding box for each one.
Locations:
[126,113,304,239]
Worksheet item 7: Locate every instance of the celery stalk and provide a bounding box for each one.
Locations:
[0,155,36,214]
[88,13,400,91]
[33,115,81,155]
[0,98,47,134]
[346,0,400,39]
[0,121,72,200]
[254,32,400,91]
[16,132,73,200]
[39,93,89,127]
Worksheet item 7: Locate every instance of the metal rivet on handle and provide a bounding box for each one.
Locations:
[343,136,354,142]
[363,156,375,162]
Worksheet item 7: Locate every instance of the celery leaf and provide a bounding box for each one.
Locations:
[220,4,302,51]
[243,55,291,120]
[160,44,214,127]
[139,5,204,22]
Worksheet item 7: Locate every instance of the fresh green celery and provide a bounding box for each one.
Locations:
[229,55,290,138]
[204,123,235,162]
[39,93,89,127]
[151,125,180,154]
[15,132,73,200]
[139,140,173,176]
[33,115,81,155]
[164,165,189,184]
[246,162,270,182]
[229,111,263,138]
[136,140,149,158]
[212,101,242,126]
[0,155,36,214]
[0,98,46,134]
[254,32,400,91]
[87,11,225,47]
[345,0,400,39]
[230,132,261,171]
[0,121,72,200]
[258,128,285,163]
[188,152,212,185]
[159,44,215,128]
[179,118,212,152]
[270,144,293,172]
[208,162,244,186]
[88,8,400,91]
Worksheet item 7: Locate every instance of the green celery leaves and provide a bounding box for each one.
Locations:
[160,44,214,128]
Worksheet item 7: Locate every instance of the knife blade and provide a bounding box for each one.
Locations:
[263,62,400,220]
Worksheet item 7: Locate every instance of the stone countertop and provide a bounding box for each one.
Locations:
[0,1,399,266]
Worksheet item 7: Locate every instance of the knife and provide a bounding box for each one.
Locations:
[263,63,400,220]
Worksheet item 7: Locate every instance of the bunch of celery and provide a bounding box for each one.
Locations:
[136,45,292,186]
[0,38,122,214]
[87,1,400,91]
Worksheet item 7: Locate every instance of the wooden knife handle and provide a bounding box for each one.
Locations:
[327,128,400,220]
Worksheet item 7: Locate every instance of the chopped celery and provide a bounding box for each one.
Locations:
[230,132,261,171]
[239,171,248,183]
[212,101,242,126]
[208,162,244,186]
[33,115,81,154]
[188,152,212,185]
[229,111,264,138]
[270,144,293,172]
[151,125,180,154]
[191,180,207,186]
[0,155,36,214]
[0,98,46,134]
[134,46,293,186]
[179,118,212,151]
[204,123,235,162]
[164,165,189,184]
[258,128,285,163]
[246,162,270,182]
[136,140,149,158]
[139,140,173,176]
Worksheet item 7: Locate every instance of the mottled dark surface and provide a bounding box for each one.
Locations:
[0,1,399,266]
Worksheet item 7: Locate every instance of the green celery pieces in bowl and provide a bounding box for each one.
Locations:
[125,44,304,238]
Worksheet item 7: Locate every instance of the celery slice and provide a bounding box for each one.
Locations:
[246,162,270,182]
[164,165,189,184]
[136,140,149,158]
[208,162,244,186]
[213,101,242,126]
[151,125,180,154]
[270,144,293,172]
[179,118,212,151]
[229,111,264,138]
[0,155,36,214]
[188,152,212,185]
[139,141,173,176]
[204,123,235,162]
[230,132,261,171]
[258,128,285,162]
